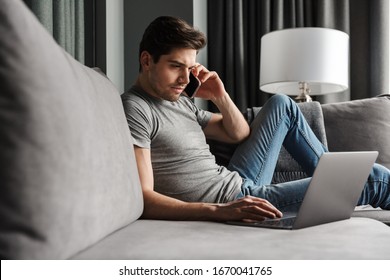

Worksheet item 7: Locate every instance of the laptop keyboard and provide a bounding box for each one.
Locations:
[259,217,296,227]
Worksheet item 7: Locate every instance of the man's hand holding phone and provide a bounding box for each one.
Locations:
[185,64,228,101]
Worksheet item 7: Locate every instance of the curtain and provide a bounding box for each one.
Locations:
[24,0,85,64]
[207,0,389,111]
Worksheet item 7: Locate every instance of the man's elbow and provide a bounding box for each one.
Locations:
[140,189,156,219]
[228,126,250,144]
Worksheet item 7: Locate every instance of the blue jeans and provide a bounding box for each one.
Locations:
[228,95,390,212]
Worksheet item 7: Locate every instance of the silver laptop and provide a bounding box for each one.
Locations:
[228,151,378,230]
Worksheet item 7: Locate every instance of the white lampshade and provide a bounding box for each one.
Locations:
[260,28,349,96]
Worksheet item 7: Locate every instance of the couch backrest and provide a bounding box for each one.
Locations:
[0,0,143,259]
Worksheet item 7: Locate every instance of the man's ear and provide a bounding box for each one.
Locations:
[140,51,152,71]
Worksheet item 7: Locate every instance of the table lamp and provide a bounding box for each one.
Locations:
[259,28,349,102]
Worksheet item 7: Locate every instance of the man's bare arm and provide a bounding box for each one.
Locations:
[134,146,282,221]
[203,92,250,144]
[191,66,250,144]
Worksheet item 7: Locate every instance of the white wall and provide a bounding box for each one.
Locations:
[193,0,208,109]
[193,0,208,67]
[106,0,124,93]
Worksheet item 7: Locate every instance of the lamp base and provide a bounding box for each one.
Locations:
[295,81,313,103]
[295,93,312,103]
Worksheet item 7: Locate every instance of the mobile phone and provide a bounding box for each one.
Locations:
[184,72,201,98]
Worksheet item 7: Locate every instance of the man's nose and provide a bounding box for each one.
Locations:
[179,71,190,85]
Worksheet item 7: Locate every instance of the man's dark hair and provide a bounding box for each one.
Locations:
[139,16,207,71]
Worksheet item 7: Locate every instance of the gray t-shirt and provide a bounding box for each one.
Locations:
[121,86,242,203]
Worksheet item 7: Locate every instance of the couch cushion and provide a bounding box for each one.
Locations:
[0,0,143,259]
[353,206,390,226]
[72,219,390,259]
[322,94,390,169]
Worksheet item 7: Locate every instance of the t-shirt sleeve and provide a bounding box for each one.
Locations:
[122,98,153,149]
[196,107,212,128]
[184,98,212,128]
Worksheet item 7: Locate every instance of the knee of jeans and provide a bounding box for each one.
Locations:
[369,163,390,183]
[268,94,296,113]
[269,94,292,106]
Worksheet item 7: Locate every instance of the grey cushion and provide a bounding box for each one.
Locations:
[322,94,390,169]
[352,206,390,226]
[72,219,390,259]
[0,0,143,259]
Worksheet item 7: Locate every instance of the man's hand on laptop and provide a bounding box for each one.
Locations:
[214,196,283,222]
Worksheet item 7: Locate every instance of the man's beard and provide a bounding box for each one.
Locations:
[151,84,184,102]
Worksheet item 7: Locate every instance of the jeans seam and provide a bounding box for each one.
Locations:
[367,178,389,185]
[253,112,286,185]
[265,186,304,209]
[287,110,323,171]
[296,123,323,159]
[275,198,304,209]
